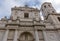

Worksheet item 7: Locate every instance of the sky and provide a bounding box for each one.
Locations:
[0,0,60,19]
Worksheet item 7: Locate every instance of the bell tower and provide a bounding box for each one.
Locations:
[40,2,56,20]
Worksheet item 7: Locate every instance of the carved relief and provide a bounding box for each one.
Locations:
[46,31,57,41]
[48,33,55,40]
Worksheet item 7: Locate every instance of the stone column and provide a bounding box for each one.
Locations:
[43,30,47,41]
[2,29,9,41]
[13,30,18,41]
[35,30,39,41]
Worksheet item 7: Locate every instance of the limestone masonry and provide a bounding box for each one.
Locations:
[0,2,60,41]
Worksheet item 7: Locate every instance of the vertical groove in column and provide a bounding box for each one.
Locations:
[2,29,9,41]
[13,30,18,41]
[35,30,39,41]
[43,31,47,41]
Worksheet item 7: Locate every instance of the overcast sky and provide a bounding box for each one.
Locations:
[0,0,60,19]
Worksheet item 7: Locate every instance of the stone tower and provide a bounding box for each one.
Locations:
[40,2,56,19]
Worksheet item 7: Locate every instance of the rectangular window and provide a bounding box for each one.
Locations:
[24,13,29,18]
[57,17,60,21]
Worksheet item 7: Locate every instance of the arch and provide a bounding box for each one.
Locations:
[18,32,34,41]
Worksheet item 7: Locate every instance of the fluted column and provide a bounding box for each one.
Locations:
[43,30,47,41]
[2,29,9,41]
[13,30,18,41]
[35,30,39,41]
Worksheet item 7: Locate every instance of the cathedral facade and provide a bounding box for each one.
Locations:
[0,2,60,41]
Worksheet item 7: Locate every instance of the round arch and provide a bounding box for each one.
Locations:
[18,32,34,41]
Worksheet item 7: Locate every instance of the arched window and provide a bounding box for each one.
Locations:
[44,5,46,8]
[57,17,60,21]
[48,5,51,7]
